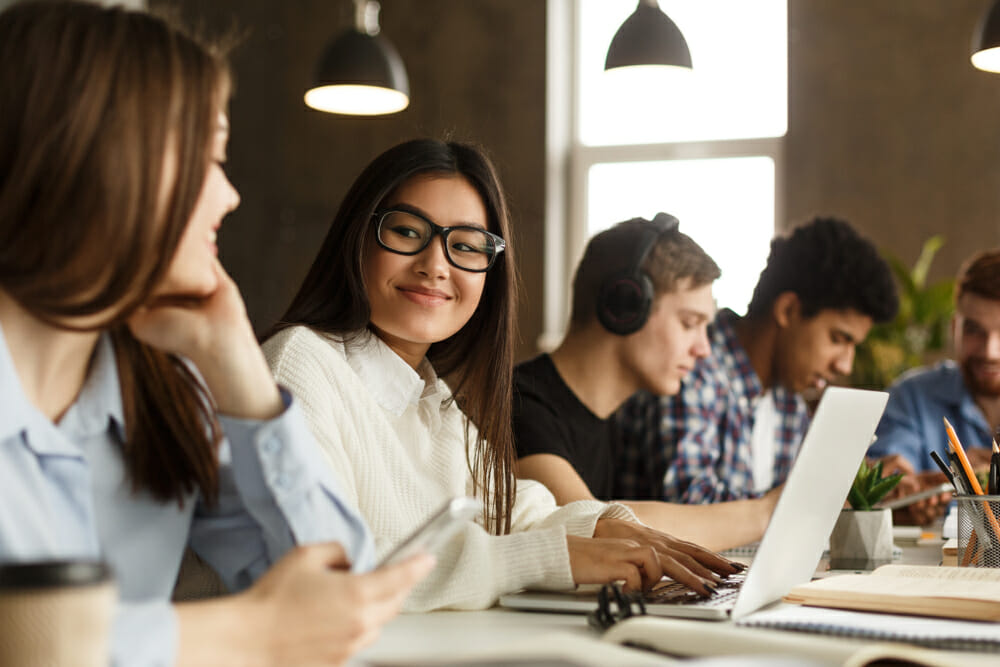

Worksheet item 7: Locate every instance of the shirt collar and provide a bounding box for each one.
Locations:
[711,308,764,400]
[57,333,125,442]
[0,322,40,444]
[344,331,444,417]
[922,360,978,410]
[0,323,122,454]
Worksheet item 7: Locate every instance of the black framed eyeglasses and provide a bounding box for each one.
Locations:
[372,208,506,273]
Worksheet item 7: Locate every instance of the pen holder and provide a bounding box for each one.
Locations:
[956,495,1000,568]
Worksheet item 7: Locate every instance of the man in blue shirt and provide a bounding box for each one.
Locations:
[869,250,1000,518]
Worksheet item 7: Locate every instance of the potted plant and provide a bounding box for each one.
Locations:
[850,235,954,390]
[828,459,903,569]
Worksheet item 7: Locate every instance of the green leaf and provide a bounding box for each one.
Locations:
[871,460,884,490]
[868,472,904,506]
[911,235,945,290]
[887,256,917,298]
[848,485,872,511]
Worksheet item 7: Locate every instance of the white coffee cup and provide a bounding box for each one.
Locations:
[0,560,115,667]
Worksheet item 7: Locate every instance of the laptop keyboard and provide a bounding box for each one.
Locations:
[644,572,746,607]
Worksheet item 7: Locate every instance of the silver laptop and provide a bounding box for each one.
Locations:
[498,386,889,621]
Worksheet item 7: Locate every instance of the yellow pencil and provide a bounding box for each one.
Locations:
[944,418,986,495]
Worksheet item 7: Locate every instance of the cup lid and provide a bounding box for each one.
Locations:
[0,561,112,590]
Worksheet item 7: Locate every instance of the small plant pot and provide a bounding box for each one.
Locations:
[828,508,893,570]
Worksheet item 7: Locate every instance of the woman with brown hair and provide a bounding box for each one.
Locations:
[0,2,430,665]
[264,138,741,612]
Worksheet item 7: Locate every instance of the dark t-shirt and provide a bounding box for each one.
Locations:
[512,354,616,500]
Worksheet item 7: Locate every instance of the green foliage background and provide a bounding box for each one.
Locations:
[850,236,954,390]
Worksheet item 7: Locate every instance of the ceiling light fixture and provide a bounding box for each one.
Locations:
[604,0,692,73]
[304,0,409,115]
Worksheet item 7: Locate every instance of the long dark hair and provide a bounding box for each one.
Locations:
[0,1,230,505]
[270,139,520,534]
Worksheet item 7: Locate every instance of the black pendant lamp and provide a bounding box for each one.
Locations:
[972,0,1000,73]
[304,0,409,115]
[605,0,692,72]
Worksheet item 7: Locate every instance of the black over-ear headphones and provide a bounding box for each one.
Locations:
[596,212,680,336]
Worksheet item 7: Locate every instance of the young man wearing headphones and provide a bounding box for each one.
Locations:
[614,217,899,507]
[513,215,780,551]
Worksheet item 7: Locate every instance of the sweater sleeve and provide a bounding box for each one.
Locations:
[403,480,638,612]
[263,331,366,537]
[263,327,638,611]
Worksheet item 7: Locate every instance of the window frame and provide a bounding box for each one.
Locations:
[542,0,785,350]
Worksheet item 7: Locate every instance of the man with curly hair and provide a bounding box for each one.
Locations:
[615,217,899,504]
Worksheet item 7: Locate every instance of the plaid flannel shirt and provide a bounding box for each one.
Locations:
[613,308,811,503]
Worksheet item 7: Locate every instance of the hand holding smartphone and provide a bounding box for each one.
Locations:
[875,482,953,510]
[377,497,480,568]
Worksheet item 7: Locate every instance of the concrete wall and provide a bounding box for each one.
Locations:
[786,0,1000,279]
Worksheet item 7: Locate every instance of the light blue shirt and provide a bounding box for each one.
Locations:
[867,361,991,473]
[0,325,374,666]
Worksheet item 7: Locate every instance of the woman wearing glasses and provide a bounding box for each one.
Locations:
[264,138,740,611]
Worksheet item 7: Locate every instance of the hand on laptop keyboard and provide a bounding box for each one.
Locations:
[592,518,746,596]
[644,572,746,605]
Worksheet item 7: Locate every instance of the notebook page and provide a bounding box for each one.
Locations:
[739,604,1000,651]
[790,571,1000,601]
[872,564,1000,582]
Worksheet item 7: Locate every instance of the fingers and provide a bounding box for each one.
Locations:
[595,519,741,577]
[346,555,435,637]
[655,552,716,596]
[879,454,915,476]
[367,554,436,598]
[572,537,718,597]
[293,542,352,570]
[894,472,920,494]
[916,470,949,487]
[600,544,657,593]
[656,536,741,576]
[661,548,720,583]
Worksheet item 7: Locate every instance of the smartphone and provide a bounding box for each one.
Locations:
[376,496,480,568]
[875,482,954,510]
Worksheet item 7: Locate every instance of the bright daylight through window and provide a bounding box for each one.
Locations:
[574,0,787,314]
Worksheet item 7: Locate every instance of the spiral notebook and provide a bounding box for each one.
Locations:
[737,604,1000,653]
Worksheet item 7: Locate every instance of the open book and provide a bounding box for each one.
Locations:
[784,564,1000,621]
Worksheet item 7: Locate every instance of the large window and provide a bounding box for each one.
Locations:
[543,0,787,347]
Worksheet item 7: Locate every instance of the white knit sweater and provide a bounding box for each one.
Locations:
[263,326,636,611]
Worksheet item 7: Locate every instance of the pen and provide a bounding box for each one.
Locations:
[990,440,1000,496]
[929,450,957,491]
[947,449,973,495]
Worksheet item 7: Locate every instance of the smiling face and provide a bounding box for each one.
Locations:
[622,278,715,396]
[955,292,1000,397]
[772,295,873,393]
[156,113,240,298]
[364,173,489,368]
